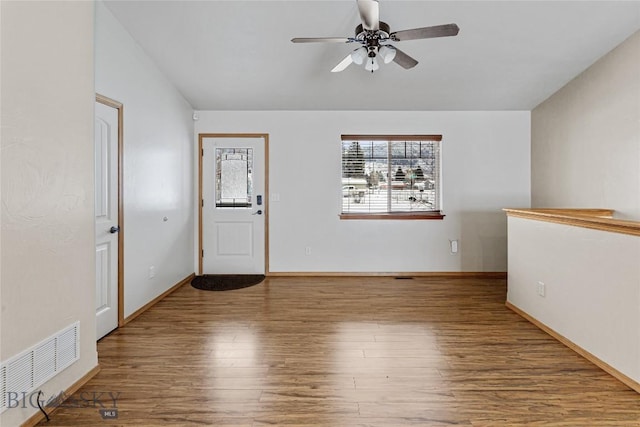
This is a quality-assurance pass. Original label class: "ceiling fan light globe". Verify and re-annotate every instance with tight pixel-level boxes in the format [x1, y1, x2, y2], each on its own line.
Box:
[379, 45, 396, 64]
[351, 47, 367, 65]
[364, 56, 379, 72]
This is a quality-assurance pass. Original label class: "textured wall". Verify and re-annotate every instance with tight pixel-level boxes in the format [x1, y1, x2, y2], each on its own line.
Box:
[1, 2, 98, 425]
[507, 216, 640, 382]
[195, 110, 530, 273]
[95, 2, 195, 317]
[532, 31, 640, 219]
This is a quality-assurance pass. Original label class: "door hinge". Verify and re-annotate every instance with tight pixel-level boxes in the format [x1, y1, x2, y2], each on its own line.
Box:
[201, 249, 204, 257]
[201, 199, 204, 207]
[201, 148, 204, 156]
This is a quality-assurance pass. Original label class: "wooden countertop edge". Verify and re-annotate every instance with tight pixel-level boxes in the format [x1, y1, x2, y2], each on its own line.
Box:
[503, 208, 640, 237]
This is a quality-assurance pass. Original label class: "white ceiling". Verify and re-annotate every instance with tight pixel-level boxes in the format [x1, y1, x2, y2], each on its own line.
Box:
[104, 0, 640, 111]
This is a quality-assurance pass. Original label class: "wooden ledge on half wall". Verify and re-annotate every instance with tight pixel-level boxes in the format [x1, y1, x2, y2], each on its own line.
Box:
[503, 208, 640, 237]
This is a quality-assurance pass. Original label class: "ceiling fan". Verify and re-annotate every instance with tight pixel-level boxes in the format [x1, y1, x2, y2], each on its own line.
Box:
[291, 0, 459, 73]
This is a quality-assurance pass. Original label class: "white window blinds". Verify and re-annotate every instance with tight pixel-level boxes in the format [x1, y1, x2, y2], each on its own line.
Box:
[341, 135, 441, 215]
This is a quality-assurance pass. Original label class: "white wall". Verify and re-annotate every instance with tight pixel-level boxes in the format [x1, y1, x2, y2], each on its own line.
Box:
[532, 31, 640, 220]
[507, 216, 640, 382]
[1, 2, 98, 425]
[95, 2, 195, 317]
[195, 111, 530, 273]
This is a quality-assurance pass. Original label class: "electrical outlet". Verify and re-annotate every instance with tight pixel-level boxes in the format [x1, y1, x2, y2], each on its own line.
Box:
[537, 281, 545, 297]
[450, 239, 459, 254]
[149, 266, 156, 279]
[305, 246, 312, 256]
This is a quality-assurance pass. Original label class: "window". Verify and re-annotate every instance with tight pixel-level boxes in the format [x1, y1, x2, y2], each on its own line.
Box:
[215, 148, 253, 208]
[340, 135, 443, 220]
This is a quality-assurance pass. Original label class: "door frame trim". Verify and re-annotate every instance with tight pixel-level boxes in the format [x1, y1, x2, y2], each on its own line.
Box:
[96, 94, 125, 327]
[198, 133, 270, 276]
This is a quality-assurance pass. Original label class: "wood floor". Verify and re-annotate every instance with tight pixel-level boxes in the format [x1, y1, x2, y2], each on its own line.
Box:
[40, 276, 640, 426]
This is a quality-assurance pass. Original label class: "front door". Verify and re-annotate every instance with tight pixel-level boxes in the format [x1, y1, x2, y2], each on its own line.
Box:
[95, 100, 120, 339]
[200, 135, 267, 275]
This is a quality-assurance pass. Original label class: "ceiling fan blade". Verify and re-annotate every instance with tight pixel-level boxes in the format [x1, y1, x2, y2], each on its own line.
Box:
[331, 53, 354, 72]
[291, 37, 351, 43]
[357, 0, 379, 31]
[390, 23, 460, 42]
[392, 47, 419, 69]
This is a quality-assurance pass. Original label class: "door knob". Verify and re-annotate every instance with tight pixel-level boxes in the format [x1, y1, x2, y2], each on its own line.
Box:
[109, 225, 120, 234]
[252, 210, 263, 215]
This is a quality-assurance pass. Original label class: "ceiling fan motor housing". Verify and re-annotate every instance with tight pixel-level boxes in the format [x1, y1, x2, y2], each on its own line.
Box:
[355, 21, 391, 50]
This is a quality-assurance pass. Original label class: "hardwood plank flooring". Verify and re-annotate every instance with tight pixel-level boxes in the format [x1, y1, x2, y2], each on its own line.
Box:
[39, 277, 640, 426]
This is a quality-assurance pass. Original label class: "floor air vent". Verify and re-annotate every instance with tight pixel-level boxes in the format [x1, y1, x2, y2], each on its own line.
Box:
[0, 322, 79, 413]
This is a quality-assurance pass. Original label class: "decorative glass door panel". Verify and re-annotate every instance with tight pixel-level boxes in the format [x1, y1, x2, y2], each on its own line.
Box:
[215, 148, 253, 208]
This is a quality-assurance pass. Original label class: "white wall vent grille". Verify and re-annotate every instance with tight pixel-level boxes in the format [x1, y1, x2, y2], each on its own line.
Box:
[57, 327, 78, 370]
[6, 354, 33, 401]
[0, 366, 6, 410]
[0, 322, 79, 414]
[34, 340, 56, 385]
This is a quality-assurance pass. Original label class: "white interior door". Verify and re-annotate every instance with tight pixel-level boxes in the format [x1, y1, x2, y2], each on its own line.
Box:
[201, 137, 265, 275]
[95, 101, 119, 339]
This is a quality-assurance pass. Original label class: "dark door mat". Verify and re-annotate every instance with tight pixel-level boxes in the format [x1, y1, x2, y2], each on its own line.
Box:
[191, 274, 265, 291]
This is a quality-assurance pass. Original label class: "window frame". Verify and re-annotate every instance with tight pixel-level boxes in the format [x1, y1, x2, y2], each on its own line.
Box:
[339, 134, 444, 221]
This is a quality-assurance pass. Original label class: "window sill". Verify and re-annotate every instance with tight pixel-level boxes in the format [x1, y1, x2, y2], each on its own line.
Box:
[339, 212, 445, 220]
